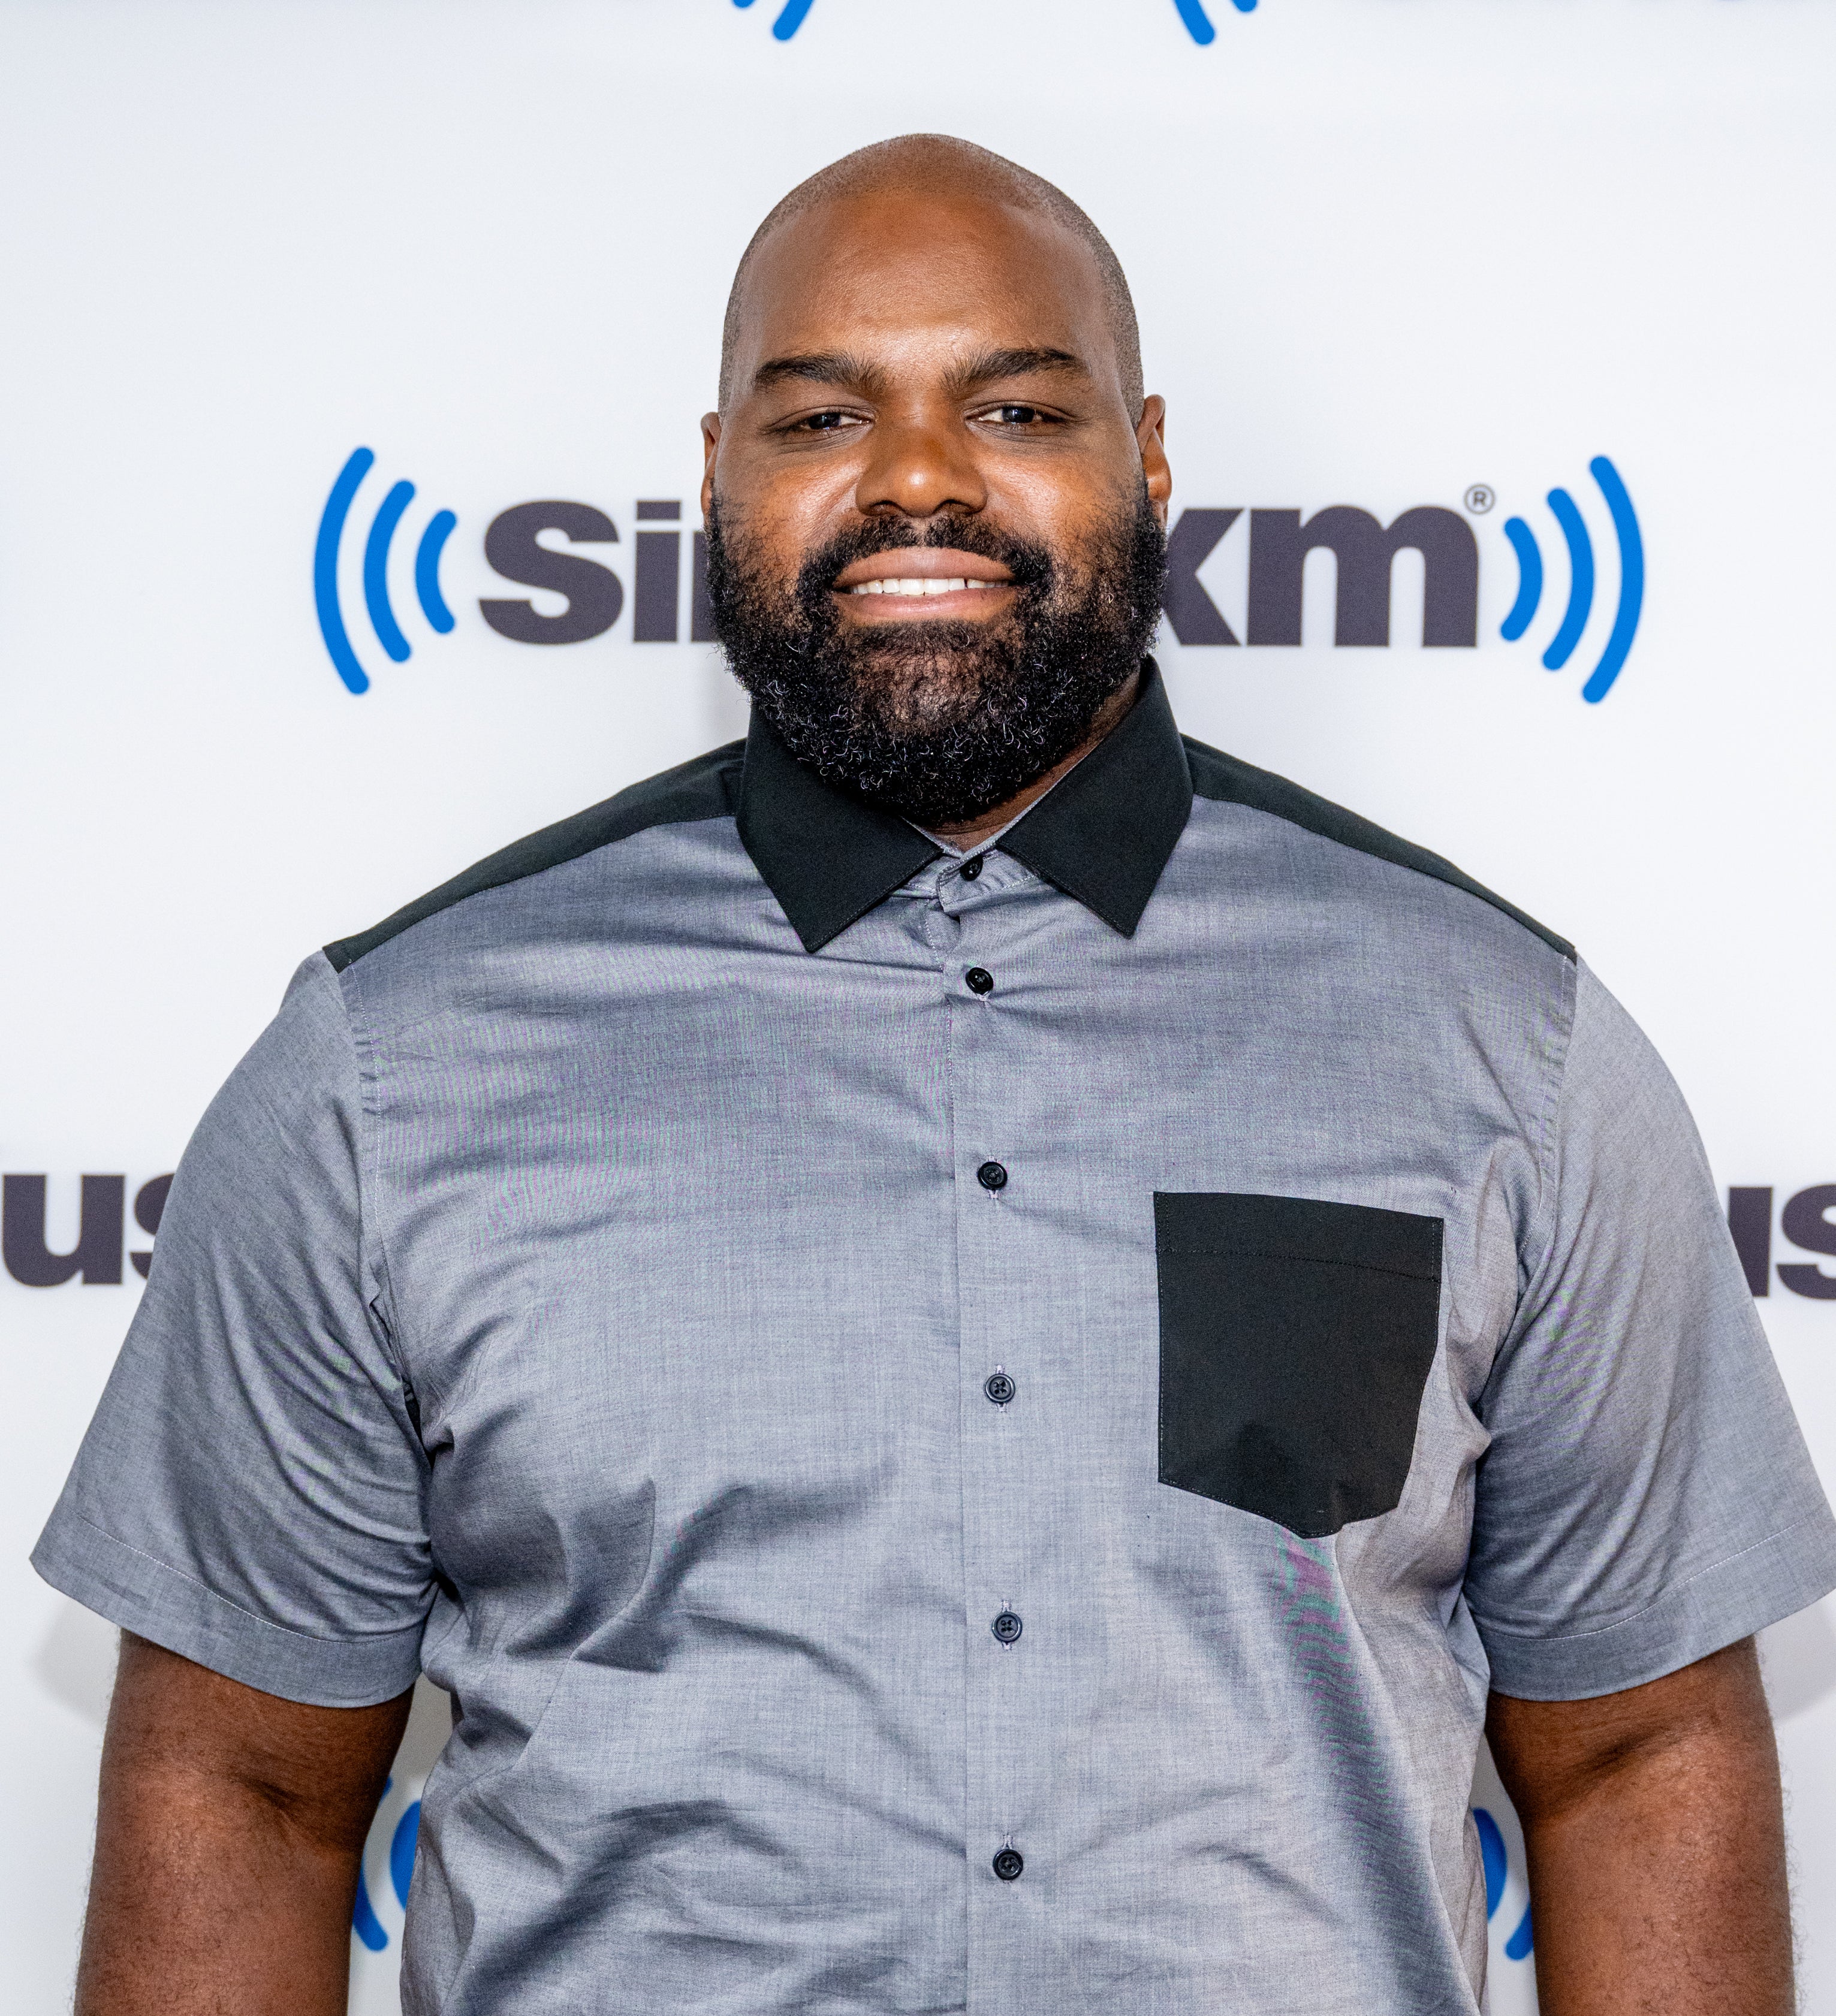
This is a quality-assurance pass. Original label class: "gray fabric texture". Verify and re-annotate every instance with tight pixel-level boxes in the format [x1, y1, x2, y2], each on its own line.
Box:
[35, 682, 1835, 2016]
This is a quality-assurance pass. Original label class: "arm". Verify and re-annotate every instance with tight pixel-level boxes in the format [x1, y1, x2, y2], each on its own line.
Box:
[77, 1632, 412, 2016]
[1486, 1636, 1791, 2016]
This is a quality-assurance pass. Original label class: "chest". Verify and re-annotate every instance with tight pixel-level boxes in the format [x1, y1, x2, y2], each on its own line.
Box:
[366, 906, 1529, 1580]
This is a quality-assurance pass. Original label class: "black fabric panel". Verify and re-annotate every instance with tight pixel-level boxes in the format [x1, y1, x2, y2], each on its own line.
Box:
[1183, 737, 1574, 962]
[1154, 1192, 1443, 1540]
[999, 660, 1193, 939]
[735, 713, 941, 953]
[323, 742, 745, 971]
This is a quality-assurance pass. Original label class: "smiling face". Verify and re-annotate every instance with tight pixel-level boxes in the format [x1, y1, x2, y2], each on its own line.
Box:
[702, 179, 1171, 828]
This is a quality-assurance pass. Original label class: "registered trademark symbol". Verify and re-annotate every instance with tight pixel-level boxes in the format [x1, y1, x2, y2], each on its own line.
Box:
[1464, 484, 1495, 515]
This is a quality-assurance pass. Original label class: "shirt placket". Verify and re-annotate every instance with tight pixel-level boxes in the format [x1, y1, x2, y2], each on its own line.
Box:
[931, 857, 1046, 2008]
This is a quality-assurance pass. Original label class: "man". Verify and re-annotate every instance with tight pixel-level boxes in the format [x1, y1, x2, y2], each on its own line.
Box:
[36, 135, 1836, 2016]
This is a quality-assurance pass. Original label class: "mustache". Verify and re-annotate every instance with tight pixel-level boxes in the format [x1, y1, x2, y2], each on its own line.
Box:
[794, 514, 1055, 606]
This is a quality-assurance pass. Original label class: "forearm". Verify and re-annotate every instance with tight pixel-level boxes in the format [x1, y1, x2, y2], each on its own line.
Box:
[77, 1755, 362, 2015]
[1488, 1640, 1791, 2016]
[1516, 1749, 1790, 2016]
[78, 1635, 410, 2016]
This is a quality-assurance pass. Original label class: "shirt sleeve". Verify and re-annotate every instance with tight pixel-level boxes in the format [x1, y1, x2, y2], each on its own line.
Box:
[31, 953, 432, 1707]
[1465, 959, 1836, 1701]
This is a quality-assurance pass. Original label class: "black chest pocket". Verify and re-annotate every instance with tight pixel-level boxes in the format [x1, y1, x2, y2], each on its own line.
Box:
[1154, 1193, 1443, 1539]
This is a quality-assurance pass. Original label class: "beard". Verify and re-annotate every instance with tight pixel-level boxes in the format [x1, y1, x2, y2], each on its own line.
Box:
[704, 487, 1167, 826]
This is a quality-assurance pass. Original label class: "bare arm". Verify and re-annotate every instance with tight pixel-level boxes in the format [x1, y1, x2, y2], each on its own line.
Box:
[1487, 1636, 1790, 2016]
[77, 1632, 412, 2016]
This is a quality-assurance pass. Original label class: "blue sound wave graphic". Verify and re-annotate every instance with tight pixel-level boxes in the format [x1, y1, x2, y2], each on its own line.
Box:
[731, 0, 1249, 40]
[1171, 0, 1259, 37]
[1506, 1902, 1534, 1962]
[1499, 518, 1542, 644]
[731, 0, 816, 37]
[352, 1866, 388, 1952]
[352, 1780, 422, 1953]
[1498, 456, 1643, 703]
[315, 448, 459, 695]
[1542, 488, 1594, 674]
[1472, 1806, 1534, 1963]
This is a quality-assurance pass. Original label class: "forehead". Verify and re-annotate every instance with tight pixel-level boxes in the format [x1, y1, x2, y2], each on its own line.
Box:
[731, 186, 1116, 388]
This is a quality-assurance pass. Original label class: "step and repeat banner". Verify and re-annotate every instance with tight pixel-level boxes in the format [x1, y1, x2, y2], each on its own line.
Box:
[3, 2, 1833, 2009]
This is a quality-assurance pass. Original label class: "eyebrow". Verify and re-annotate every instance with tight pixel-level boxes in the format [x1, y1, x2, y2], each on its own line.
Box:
[749, 345, 1090, 400]
[943, 347, 1087, 395]
[751, 351, 885, 396]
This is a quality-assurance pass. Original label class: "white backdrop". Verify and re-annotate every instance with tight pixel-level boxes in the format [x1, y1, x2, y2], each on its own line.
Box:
[4, 2, 1834, 2009]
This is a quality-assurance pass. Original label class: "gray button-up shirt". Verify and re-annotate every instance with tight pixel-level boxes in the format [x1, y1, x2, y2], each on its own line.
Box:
[37, 665, 1836, 2014]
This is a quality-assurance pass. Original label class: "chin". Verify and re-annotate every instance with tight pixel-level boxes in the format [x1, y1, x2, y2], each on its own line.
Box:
[842, 612, 1022, 660]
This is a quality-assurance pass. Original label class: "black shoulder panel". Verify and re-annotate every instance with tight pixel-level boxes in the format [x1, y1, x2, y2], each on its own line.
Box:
[324, 740, 745, 973]
[1183, 737, 1574, 961]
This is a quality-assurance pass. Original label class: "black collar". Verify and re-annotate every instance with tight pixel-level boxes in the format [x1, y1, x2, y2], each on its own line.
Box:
[735, 660, 1194, 952]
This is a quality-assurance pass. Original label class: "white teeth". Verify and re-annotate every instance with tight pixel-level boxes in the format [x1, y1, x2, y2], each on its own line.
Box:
[849, 577, 993, 596]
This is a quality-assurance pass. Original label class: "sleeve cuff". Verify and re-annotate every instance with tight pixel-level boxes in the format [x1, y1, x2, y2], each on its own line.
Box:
[1475, 1500, 1836, 1701]
[31, 1512, 425, 1709]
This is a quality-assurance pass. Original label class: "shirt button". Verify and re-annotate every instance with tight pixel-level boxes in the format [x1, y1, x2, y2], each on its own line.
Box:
[964, 967, 994, 995]
[991, 1610, 1023, 1644]
[983, 1371, 1015, 1406]
[976, 1161, 1008, 1193]
[993, 1848, 1024, 1881]
[960, 856, 985, 882]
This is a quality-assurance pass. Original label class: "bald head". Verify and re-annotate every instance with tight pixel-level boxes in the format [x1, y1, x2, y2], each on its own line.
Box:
[719, 134, 1144, 415]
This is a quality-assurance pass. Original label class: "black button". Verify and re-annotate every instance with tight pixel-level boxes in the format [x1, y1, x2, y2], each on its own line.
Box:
[991, 1610, 1023, 1644]
[993, 1848, 1024, 1881]
[984, 1371, 1015, 1406]
[976, 1161, 1008, 1193]
[964, 967, 994, 995]
[960, 856, 984, 882]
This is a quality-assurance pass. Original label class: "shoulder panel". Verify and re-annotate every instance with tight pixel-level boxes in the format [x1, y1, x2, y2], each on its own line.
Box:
[1183, 737, 1573, 961]
[324, 740, 745, 972]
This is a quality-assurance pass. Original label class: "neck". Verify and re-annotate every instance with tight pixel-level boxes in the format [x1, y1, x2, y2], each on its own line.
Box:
[920, 670, 1143, 852]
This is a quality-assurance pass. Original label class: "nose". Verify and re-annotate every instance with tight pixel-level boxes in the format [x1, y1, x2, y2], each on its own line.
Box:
[854, 406, 987, 522]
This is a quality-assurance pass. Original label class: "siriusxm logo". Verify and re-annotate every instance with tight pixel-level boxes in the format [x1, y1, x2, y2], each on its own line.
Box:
[1160, 455, 1644, 702]
[731, 0, 1255, 45]
[1729, 1187, 1836, 1301]
[313, 449, 714, 696]
[313, 446, 1642, 703]
[1, 1173, 169, 1286]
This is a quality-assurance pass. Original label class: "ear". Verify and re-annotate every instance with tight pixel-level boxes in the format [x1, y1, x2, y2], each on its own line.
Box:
[700, 412, 722, 522]
[1136, 396, 1171, 527]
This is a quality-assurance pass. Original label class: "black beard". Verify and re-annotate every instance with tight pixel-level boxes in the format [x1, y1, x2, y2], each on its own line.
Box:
[704, 490, 1168, 826]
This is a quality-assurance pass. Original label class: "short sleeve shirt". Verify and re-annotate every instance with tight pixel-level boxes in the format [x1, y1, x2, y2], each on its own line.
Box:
[35, 664, 1836, 2016]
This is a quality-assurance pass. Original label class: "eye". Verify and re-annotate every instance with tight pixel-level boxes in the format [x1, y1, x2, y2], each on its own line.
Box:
[792, 409, 859, 433]
[988, 403, 1043, 424]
